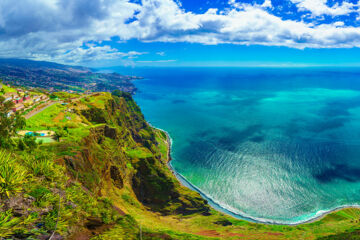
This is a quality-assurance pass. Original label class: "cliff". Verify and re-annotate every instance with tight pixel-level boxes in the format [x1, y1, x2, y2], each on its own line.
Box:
[1, 91, 360, 240]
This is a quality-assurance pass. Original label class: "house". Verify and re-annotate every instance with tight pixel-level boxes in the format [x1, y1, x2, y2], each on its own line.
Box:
[3, 93, 16, 103]
[12, 97, 23, 104]
[4, 97, 13, 102]
[12, 105, 24, 112]
[16, 97, 23, 104]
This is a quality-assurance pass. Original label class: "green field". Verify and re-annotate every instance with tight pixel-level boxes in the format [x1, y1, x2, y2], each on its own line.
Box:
[0, 84, 16, 93]
[25, 103, 64, 131]
[36, 137, 55, 144]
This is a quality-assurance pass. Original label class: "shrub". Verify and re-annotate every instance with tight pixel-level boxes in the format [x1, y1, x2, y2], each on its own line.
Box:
[0, 151, 27, 198]
[22, 152, 57, 180]
[0, 210, 21, 238]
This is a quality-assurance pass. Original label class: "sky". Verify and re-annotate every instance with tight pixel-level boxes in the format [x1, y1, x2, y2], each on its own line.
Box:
[1, 0, 360, 67]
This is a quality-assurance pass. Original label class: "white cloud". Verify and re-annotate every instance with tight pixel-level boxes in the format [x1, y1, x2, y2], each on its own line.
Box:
[124, 0, 360, 49]
[290, 0, 358, 17]
[261, 0, 272, 9]
[156, 51, 166, 56]
[0, 0, 360, 64]
[31, 45, 147, 64]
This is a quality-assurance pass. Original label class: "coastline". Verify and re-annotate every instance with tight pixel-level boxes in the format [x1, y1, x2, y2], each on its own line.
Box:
[153, 125, 360, 226]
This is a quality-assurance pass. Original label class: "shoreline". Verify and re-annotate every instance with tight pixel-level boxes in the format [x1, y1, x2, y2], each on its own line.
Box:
[153, 125, 360, 226]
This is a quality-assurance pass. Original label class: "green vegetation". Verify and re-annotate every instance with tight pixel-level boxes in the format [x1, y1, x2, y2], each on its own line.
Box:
[0, 84, 16, 94]
[25, 103, 63, 130]
[126, 147, 154, 159]
[0, 151, 27, 198]
[81, 92, 112, 109]
[0, 95, 26, 149]
[1, 85, 360, 239]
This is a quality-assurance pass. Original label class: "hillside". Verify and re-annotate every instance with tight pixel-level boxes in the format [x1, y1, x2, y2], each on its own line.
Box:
[0, 59, 138, 93]
[1, 87, 360, 239]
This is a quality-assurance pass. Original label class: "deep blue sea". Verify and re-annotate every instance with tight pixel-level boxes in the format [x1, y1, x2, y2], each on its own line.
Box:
[111, 67, 360, 224]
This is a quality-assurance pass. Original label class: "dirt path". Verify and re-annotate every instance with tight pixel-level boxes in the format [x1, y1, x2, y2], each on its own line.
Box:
[24, 101, 59, 119]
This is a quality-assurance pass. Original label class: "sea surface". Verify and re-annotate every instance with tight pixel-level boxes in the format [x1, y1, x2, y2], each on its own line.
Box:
[113, 67, 360, 224]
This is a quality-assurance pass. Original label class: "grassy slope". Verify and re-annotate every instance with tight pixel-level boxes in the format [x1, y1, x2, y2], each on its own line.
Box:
[0, 84, 17, 94]
[2, 92, 360, 240]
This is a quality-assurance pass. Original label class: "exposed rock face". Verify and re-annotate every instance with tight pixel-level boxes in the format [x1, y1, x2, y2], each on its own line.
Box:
[62, 94, 210, 220]
[104, 126, 117, 140]
[81, 108, 106, 124]
[2, 195, 36, 217]
[110, 166, 123, 189]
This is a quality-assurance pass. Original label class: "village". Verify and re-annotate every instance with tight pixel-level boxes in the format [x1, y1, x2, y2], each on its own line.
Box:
[0, 83, 50, 116]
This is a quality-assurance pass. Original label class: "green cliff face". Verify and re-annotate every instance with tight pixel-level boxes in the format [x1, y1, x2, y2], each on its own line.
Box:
[1, 91, 360, 240]
[69, 93, 209, 216]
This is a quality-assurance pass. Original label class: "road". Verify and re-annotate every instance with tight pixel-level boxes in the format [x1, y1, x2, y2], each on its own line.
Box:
[24, 101, 59, 119]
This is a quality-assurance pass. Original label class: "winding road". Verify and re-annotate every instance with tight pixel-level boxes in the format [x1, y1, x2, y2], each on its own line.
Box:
[24, 101, 60, 119]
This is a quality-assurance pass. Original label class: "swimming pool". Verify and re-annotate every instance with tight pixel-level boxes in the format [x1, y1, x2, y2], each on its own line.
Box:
[25, 132, 45, 137]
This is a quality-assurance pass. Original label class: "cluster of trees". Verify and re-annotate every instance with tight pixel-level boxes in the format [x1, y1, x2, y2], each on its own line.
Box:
[55, 126, 68, 141]
[0, 96, 37, 150]
[112, 90, 132, 101]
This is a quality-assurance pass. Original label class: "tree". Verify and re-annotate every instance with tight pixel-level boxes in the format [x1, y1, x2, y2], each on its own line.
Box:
[22, 135, 37, 151]
[55, 128, 68, 142]
[112, 90, 132, 101]
[0, 96, 26, 149]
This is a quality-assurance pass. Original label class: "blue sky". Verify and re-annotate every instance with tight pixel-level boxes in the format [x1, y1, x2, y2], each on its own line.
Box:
[1, 0, 360, 67]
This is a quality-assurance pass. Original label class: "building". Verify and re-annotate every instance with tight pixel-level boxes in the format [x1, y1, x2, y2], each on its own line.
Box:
[3, 92, 16, 102]
[13, 97, 23, 104]
[12, 105, 24, 112]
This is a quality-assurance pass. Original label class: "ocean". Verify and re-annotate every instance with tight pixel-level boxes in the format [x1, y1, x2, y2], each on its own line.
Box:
[113, 67, 360, 224]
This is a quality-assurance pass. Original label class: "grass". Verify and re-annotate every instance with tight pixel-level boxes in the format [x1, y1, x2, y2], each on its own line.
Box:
[22, 152, 57, 180]
[25, 101, 89, 141]
[0, 147, 124, 238]
[0, 211, 22, 238]
[37, 137, 55, 144]
[0, 151, 27, 198]
[26, 103, 64, 131]
[81, 93, 112, 109]
[52, 91, 80, 99]
[0, 84, 16, 93]
[126, 147, 154, 159]
[156, 135, 168, 159]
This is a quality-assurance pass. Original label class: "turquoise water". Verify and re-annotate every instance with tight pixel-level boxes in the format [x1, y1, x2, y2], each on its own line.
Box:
[127, 67, 360, 224]
[26, 132, 45, 137]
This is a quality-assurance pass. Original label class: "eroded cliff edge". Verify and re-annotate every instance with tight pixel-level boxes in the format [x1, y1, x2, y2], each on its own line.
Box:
[2, 91, 360, 240]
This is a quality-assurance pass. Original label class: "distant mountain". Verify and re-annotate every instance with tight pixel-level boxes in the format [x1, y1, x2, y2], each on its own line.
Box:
[0, 58, 138, 93]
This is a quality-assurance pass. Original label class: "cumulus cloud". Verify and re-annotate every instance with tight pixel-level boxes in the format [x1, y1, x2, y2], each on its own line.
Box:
[0, 0, 139, 62]
[290, 0, 358, 17]
[125, 0, 360, 49]
[0, 0, 360, 64]
[261, 0, 273, 8]
[29, 45, 148, 65]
